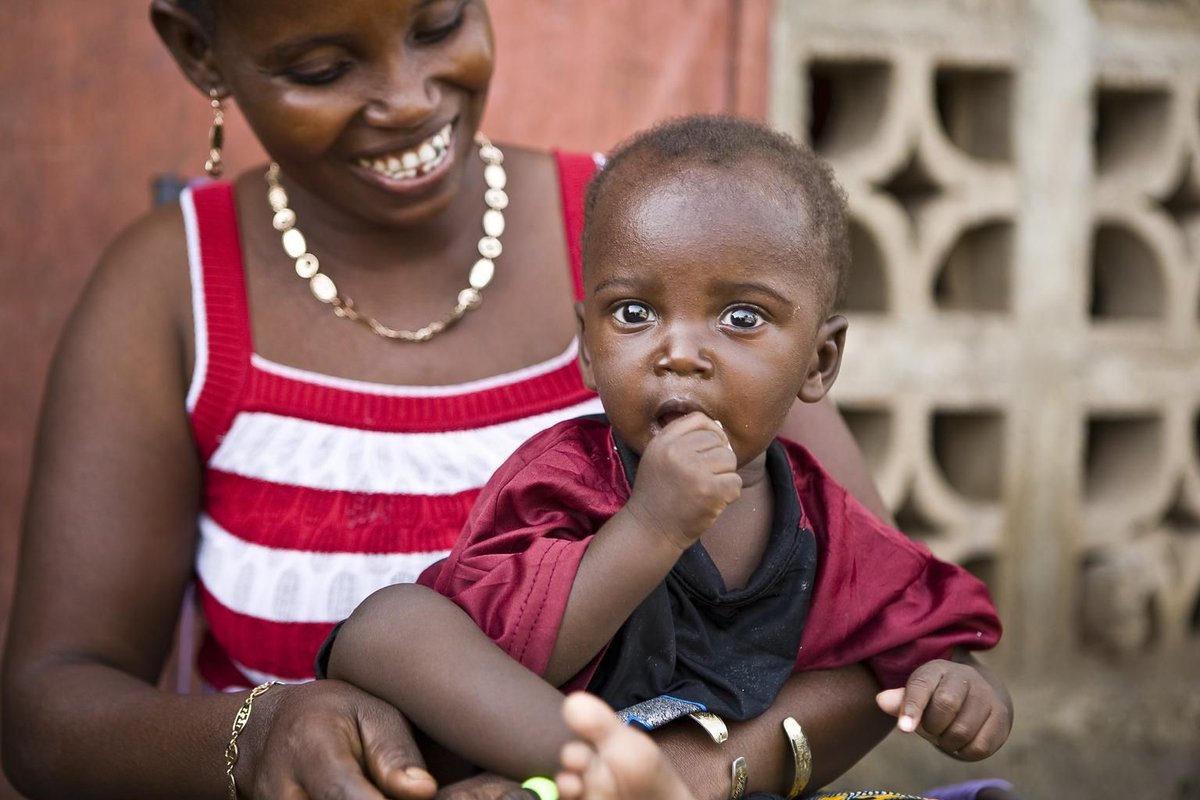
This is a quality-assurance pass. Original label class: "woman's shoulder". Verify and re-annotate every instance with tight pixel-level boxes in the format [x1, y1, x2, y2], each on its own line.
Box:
[79, 193, 196, 358]
[92, 196, 190, 299]
[495, 142, 601, 183]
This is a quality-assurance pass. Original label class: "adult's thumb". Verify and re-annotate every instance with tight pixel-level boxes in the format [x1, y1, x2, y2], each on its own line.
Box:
[359, 704, 438, 799]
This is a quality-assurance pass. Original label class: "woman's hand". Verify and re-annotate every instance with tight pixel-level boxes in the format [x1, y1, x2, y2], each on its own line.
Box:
[243, 680, 438, 800]
[433, 773, 524, 800]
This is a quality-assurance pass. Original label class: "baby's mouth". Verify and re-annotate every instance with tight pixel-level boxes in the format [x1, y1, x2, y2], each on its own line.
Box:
[357, 123, 452, 180]
[653, 399, 705, 432]
[656, 411, 687, 429]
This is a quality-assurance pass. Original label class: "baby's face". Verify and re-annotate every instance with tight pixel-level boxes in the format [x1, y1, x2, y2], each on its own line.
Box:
[578, 164, 844, 467]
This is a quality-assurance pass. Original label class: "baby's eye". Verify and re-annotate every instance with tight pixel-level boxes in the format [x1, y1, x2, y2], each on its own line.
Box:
[612, 302, 656, 326]
[721, 306, 765, 329]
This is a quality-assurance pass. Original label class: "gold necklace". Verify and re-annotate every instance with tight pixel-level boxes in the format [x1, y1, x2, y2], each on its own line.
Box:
[264, 132, 508, 342]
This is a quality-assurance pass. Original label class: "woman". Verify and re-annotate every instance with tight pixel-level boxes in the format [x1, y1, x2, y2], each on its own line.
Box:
[1, 2, 898, 798]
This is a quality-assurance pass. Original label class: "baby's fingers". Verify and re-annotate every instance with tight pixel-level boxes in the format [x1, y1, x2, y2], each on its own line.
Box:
[883, 662, 945, 734]
[950, 705, 1010, 761]
[913, 669, 971, 740]
[928, 692, 991, 757]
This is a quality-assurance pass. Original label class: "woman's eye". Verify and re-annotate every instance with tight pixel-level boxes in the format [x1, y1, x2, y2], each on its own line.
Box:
[613, 302, 655, 325]
[285, 62, 351, 85]
[721, 307, 765, 329]
[414, 10, 465, 43]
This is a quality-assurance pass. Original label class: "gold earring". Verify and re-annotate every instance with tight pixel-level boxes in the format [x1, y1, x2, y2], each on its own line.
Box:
[205, 88, 225, 178]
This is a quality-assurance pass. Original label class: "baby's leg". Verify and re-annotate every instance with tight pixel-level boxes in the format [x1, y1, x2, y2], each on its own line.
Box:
[327, 583, 571, 778]
[556, 692, 695, 800]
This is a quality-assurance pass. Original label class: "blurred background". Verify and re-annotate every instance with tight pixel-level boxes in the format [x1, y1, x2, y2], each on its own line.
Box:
[1, 1, 1198, 797]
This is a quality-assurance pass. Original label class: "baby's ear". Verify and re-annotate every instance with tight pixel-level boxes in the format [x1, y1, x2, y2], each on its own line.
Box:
[798, 315, 848, 403]
[150, 0, 224, 96]
[574, 302, 599, 391]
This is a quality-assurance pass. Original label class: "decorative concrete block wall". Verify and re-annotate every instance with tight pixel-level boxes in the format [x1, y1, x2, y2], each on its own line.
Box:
[770, 0, 1200, 672]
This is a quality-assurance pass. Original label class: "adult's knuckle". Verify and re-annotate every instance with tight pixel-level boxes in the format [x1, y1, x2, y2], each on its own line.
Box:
[314, 777, 358, 800]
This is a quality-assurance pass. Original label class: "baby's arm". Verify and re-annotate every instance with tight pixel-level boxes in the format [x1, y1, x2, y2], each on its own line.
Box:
[875, 649, 1013, 760]
[544, 412, 741, 685]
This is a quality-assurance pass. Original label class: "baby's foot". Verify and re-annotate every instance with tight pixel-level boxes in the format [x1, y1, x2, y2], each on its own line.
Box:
[555, 692, 695, 800]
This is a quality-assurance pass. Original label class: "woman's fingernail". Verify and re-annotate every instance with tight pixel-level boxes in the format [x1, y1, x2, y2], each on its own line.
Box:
[898, 715, 916, 732]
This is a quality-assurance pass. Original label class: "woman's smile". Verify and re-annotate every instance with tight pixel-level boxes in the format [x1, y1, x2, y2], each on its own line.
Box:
[351, 121, 458, 196]
[356, 121, 454, 181]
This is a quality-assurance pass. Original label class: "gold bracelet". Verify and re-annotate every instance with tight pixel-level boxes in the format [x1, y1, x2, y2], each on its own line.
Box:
[781, 716, 812, 799]
[688, 710, 729, 744]
[225, 680, 281, 800]
[729, 755, 748, 800]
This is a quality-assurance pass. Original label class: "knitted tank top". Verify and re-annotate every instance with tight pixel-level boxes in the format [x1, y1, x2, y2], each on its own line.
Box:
[182, 152, 604, 690]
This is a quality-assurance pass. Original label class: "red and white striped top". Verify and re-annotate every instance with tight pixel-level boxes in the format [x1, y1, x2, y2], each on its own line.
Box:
[181, 152, 604, 690]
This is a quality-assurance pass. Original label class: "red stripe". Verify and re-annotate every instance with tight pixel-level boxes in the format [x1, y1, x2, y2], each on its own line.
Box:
[206, 470, 478, 554]
[189, 182, 254, 460]
[198, 583, 335, 682]
[243, 356, 595, 432]
[554, 151, 599, 302]
[197, 635, 254, 691]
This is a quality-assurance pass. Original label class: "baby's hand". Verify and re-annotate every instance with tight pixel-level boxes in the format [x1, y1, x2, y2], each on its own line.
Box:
[875, 659, 1013, 761]
[626, 412, 741, 550]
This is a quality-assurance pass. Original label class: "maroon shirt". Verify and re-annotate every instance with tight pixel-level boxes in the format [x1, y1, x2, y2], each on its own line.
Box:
[420, 416, 1001, 695]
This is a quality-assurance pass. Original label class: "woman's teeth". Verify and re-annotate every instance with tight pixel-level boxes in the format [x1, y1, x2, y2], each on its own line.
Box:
[359, 123, 452, 180]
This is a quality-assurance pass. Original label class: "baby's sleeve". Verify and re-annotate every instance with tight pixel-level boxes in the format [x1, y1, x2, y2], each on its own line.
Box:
[419, 422, 622, 678]
[787, 445, 1002, 688]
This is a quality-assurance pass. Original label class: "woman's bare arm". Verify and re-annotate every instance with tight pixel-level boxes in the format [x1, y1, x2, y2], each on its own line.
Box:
[652, 664, 892, 800]
[1, 209, 427, 800]
[1, 208, 231, 798]
[780, 397, 894, 524]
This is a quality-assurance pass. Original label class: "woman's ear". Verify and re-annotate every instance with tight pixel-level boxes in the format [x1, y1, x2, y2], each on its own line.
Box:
[150, 0, 224, 95]
[574, 301, 598, 391]
[798, 314, 848, 403]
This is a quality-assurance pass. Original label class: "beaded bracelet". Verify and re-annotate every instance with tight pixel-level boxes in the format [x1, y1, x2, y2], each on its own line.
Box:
[225, 680, 281, 800]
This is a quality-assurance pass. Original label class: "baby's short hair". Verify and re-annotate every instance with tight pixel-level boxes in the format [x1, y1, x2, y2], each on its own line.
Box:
[584, 114, 850, 309]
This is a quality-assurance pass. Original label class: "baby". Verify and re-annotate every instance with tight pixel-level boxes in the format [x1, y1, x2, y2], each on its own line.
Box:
[323, 115, 1011, 796]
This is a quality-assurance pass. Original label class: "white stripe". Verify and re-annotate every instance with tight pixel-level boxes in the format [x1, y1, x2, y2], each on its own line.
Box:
[181, 187, 209, 414]
[224, 660, 309, 690]
[250, 337, 581, 397]
[209, 397, 605, 494]
[197, 514, 450, 623]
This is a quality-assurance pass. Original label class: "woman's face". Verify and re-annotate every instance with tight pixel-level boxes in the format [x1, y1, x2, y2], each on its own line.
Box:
[208, 0, 494, 228]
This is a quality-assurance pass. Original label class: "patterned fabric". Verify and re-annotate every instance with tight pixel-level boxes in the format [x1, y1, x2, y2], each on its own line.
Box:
[811, 793, 932, 800]
[182, 152, 604, 690]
